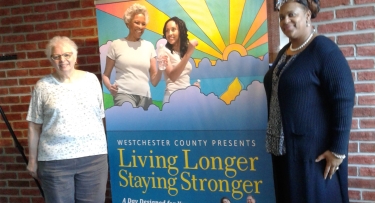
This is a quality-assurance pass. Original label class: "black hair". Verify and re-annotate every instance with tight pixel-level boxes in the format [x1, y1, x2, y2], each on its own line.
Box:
[162, 16, 189, 58]
[295, 0, 320, 18]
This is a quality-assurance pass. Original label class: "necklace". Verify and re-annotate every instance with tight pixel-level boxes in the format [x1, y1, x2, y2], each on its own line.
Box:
[289, 29, 315, 52]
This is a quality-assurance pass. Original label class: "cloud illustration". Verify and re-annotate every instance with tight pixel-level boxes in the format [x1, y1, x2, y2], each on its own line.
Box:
[105, 81, 267, 131]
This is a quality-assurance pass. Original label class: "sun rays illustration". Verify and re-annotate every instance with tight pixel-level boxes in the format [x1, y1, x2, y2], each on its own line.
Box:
[96, 0, 268, 107]
[97, 0, 267, 65]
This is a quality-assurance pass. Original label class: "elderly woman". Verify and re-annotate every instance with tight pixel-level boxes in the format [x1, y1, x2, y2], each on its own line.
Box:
[264, 0, 354, 203]
[26, 36, 108, 203]
[102, 3, 161, 110]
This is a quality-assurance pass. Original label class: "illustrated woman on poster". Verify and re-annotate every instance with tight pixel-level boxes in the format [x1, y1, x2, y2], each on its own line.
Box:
[102, 3, 161, 110]
[160, 16, 199, 103]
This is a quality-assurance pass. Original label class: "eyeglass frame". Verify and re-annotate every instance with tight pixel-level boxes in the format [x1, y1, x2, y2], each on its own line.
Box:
[50, 52, 74, 61]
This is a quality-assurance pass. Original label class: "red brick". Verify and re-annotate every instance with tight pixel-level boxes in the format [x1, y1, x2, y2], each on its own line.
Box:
[0, 26, 12, 34]
[72, 28, 95, 37]
[1, 113, 22, 121]
[71, 8, 94, 19]
[85, 37, 99, 46]
[312, 11, 334, 22]
[337, 33, 375, 45]
[339, 46, 354, 57]
[0, 45, 15, 53]
[17, 52, 27, 60]
[16, 61, 38, 68]
[38, 41, 49, 50]
[8, 180, 30, 187]
[82, 18, 97, 27]
[77, 56, 87, 65]
[349, 142, 358, 152]
[360, 119, 375, 128]
[0, 71, 5, 78]
[337, 7, 375, 18]
[9, 87, 31, 94]
[320, 0, 350, 7]
[352, 119, 358, 129]
[0, 79, 18, 86]
[19, 78, 40, 86]
[6, 69, 29, 77]
[29, 68, 53, 76]
[58, 19, 81, 29]
[1, 16, 23, 25]
[348, 59, 374, 70]
[27, 51, 45, 59]
[0, 188, 19, 195]
[0, 62, 15, 69]
[348, 166, 358, 176]
[20, 95, 31, 103]
[0, 139, 13, 147]
[360, 143, 375, 153]
[24, 14, 46, 23]
[363, 191, 375, 201]
[22, 0, 43, 4]
[78, 64, 100, 73]
[358, 46, 375, 56]
[0, 88, 9, 95]
[16, 43, 37, 51]
[351, 131, 375, 141]
[87, 55, 100, 63]
[0, 8, 11, 16]
[11, 7, 32, 15]
[26, 33, 48, 42]
[35, 22, 58, 31]
[355, 0, 375, 3]
[47, 11, 69, 21]
[57, 1, 81, 10]
[357, 19, 375, 30]
[6, 163, 27, 171]
[39, 59, 52, 67]
[355, 84, 375, 93]
[358, 95, 375, 105]
[8, 197, 30, 203]
[358, 71, 375, 81]
[0, 172, 17, 180]
[3, 35, 25, 43]
[348, 178, 375, 189]
[10, 104, 29, 112]
[13, 24, 34, 33]
[348, 189, 361, 200]
[74, 38, 85, 46]
[48, 30, 72, 39]
[78, 47, 97, 55]
[34, 3, 57, 13]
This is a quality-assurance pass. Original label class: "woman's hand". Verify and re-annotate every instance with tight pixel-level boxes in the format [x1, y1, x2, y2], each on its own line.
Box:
[109, 83, 118, 96]
[315, 150, 344, 179]
[189, 39, 198, 47]
[27, 161, 38, 178]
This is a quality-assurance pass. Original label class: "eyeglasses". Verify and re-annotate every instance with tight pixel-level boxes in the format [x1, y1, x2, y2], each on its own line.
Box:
[50, 52, 73, 60]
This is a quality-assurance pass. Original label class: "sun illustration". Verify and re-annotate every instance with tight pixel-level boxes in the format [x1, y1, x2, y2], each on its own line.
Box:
[97, 0, 268, 107]
[97, 0, 268, 67]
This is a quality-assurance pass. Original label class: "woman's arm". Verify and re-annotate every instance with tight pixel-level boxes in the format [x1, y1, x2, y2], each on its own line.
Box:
[149, 57, 162, 86]
[27, 122, 42, 178]
[102, 57, 118, 96]
[165, 39, 198, 82]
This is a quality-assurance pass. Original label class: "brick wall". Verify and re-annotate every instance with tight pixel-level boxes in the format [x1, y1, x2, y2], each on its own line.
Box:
[0, 1, 106, 203]
[0, 0, 374, 203]
[312, 0, 375, 202]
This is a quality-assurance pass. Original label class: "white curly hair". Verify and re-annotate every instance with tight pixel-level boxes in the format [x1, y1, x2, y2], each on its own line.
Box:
[45, 36, 78, 60]
[123, 3, 149, 25]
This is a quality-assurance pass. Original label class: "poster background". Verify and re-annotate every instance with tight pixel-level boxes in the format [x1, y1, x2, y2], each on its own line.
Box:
[95, 0, 275, 202]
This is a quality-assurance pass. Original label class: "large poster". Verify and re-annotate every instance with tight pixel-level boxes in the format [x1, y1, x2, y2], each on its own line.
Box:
[95, 0, 274, 202]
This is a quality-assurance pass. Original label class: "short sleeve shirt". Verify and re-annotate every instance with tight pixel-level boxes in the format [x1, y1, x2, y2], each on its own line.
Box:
[163, 46, 192, 94]
[107, 38, 156, 97]
[26, 72, 107, 161]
